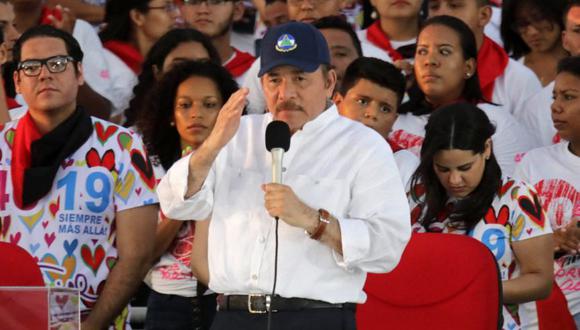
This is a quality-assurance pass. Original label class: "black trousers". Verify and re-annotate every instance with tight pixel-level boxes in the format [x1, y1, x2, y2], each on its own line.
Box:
[145, 290, 217, 330]
[210, 307, 356, 330]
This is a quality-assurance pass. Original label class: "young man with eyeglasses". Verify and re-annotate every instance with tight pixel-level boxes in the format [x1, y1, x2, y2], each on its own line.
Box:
[180, 0, 256, 84]
[9, 0, 121, 121]
[0, 25, 159, 330]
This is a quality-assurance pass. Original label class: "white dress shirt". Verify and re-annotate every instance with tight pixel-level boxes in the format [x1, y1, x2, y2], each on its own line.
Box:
[157, 105, 411, 304]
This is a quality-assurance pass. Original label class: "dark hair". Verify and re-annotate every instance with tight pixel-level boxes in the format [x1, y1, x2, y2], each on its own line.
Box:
[339, 57, 406, 106]
[100, 0, 150, 43]
[410, 102, 501, 232]
[312, 15, 363, 57]
[124, 28, 221, 127]
[400, 15, 485, 115]
[557, 55, 580, 77]
[13, 25, 84, 65]
[265, 0, 286, 4]
[501, 0, 568, 58]
[564, 0, 580, 25]
[137, 61, 239, 170]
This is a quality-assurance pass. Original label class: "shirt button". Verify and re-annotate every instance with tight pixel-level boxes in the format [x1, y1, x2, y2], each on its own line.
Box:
[259, 236, 265, 243]
[252, 274, 258, 280]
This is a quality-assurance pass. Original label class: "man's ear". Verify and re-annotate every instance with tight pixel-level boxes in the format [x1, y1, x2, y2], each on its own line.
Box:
[233, 1, 245, 22]
[76, 62, 85, 86]
[563, 30, 572, 53]
[13, 70, 20, 94]
[324, 68, 337, 98]
[333, 91, 344, 105]
[477, 5, 492, 29]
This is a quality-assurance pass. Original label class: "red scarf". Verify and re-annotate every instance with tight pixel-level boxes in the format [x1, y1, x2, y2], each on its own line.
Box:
[103, 40, 143, 74]
[477, 36, 509, 101]
[39, 6, 63, 26]
[366, 21, 403, 62]
[224, 49, 256, 78]
[6, 97, 20, 109]
[11, 112, 42, 209]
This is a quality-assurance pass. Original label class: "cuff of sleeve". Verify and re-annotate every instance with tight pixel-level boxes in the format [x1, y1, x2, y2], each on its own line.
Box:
[332, 218, 370, 271]
[158, 154, 212, 220]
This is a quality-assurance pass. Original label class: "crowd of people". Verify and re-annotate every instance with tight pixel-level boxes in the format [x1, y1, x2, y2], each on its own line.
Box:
[0, 0, 578, 329]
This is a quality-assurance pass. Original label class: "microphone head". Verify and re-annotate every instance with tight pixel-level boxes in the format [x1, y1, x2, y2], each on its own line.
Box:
[265, 120, 291, 152]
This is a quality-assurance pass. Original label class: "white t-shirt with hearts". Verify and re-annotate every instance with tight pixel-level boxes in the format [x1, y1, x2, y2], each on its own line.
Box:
[410, 177, 553, 329]
[514, 142, 580, 316]
[0, 117, 158, 326]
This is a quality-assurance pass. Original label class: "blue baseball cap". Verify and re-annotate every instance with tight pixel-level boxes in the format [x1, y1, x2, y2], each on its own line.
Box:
[258, 22, 330, 77]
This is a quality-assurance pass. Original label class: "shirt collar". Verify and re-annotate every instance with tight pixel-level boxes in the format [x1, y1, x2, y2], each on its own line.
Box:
[264, 103, 338, 137]
[296, 103, 339, 137]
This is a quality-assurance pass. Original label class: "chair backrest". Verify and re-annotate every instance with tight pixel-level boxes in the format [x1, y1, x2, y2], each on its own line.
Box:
[357, 233, 502, 330]
[0, 242, 44, 286]
[536, 281, 576, 330]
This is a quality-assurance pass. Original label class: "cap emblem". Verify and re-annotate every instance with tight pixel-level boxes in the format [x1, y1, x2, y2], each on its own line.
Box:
[275, 34, 297, 52]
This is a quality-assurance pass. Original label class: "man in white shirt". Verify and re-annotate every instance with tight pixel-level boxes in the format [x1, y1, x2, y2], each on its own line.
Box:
[428, 0, 542, 119]
[158, 21, 411, 329]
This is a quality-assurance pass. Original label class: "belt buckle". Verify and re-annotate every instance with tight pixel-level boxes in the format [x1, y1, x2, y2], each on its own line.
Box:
[248, 294, 268, 314]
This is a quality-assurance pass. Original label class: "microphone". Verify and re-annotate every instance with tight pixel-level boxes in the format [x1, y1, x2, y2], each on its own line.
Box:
[265, 121, 291, 184]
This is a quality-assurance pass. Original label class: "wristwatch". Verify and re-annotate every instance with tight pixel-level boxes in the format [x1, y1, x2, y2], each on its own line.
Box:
[308, 209, 330, 240]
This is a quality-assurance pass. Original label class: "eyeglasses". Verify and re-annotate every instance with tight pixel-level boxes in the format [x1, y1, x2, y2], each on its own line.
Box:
[511, 14, 555, 34]
[182, 0, 234, 6]
[17, 55, 75, 77]
[148, 2, 178, 12]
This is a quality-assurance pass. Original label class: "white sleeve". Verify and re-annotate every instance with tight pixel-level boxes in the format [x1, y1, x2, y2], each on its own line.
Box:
[519, 83, 556, 147]
[157, 154, 215, 221]
[242, 59, 266, 114]
[502, 59, 542, 119]
[480, 103, 535, 176]
[333, 140, 412, 273]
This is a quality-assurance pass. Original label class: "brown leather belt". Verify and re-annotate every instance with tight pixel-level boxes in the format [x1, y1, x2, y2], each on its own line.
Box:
[216, 294, 356, 314]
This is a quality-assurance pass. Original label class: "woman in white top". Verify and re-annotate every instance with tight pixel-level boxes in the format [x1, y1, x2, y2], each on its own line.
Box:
[137, 61, 238, 330]
[514, 56, 580, 328]
[501, 0, 569, 86]
[391, 15, 534, 176]
[409, 102, 553, 330]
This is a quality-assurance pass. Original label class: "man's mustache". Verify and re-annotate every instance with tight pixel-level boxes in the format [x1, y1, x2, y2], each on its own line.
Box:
[276, 101, 304, 112]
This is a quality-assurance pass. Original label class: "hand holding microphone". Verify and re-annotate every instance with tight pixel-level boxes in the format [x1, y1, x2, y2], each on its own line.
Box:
[263, 121, 318, 229]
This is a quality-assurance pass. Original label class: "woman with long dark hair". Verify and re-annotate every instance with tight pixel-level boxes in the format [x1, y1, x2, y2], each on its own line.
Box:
[409, 102, 553, 330]
[390, 15, 535, 175]
[137, 60, 238, 329]
[501, 0, 569, 86]
[124, 28, 220, 127]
